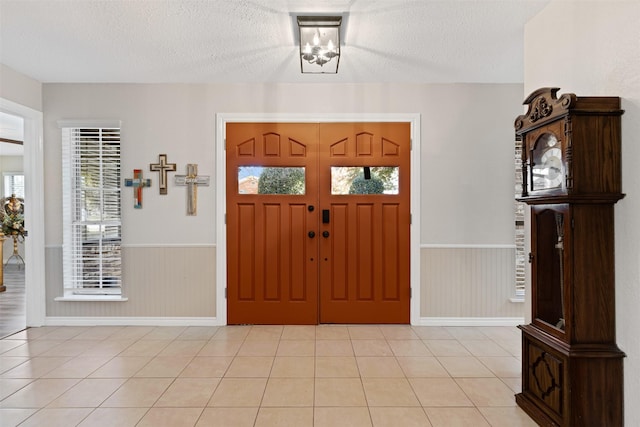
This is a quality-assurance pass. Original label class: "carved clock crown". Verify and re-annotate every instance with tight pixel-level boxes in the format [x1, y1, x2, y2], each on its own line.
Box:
[515, 87, 577, 133]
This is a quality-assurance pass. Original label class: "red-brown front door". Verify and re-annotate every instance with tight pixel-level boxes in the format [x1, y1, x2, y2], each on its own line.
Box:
[226, 123, 319, 324]
[318, 123, 411, 323]
[226, 122, 410, 324]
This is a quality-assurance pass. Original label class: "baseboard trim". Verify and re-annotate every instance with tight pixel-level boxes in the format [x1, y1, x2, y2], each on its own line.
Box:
[416, 317, 524, 327]
[43, 316, 524, 328]
[420, 244, 516, 249]
[45, 316, 223, 327]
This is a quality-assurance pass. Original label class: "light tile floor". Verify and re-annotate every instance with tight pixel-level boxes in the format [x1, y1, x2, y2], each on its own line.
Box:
[0, 325, 537, 426]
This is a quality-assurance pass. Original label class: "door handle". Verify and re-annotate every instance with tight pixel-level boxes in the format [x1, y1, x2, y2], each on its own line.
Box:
[308, 231, 316, 238]
[322, 231, 330, 238]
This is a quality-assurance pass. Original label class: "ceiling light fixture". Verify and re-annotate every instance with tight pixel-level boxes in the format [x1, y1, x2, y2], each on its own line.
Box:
[297, 16, 341, 74]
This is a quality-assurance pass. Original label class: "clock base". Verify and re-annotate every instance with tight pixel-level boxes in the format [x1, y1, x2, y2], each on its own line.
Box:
[516, 392, 559, 427]
[517, 324, 625, 427]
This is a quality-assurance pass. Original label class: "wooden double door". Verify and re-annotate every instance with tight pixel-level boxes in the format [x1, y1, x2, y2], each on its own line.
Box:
[226, 122, 410, 324]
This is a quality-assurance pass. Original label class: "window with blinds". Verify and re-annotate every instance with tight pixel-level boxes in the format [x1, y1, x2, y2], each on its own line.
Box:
[515, 137, 526, 299]
[61, 126, 122, 296]
[3, 173, 25, 199]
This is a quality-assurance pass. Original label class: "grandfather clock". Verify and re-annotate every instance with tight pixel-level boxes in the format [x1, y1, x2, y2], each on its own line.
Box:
[515, 87, 625, 426]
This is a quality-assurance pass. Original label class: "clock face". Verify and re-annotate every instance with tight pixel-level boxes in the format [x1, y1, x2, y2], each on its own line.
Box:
[531, 133, 563, 191]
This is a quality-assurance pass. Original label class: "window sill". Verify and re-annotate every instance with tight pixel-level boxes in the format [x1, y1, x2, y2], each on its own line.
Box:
[509, 297, 525, 303]
[55, 295, 128, 302]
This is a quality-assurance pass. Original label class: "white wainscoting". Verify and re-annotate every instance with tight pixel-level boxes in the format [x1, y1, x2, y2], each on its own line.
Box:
[45, 245, 217, 320]
[45, 316, 219, 326]
[43, 244, 522, 326]
[419, 245, 524, 325]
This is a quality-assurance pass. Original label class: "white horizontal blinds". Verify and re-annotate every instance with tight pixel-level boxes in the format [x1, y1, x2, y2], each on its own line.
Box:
[3, 174, 25, 198]
[62, 127, 122, 295]
[514, 138, 526, 298]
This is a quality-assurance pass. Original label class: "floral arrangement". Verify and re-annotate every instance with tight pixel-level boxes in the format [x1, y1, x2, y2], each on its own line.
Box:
[1, 195, 27, 242]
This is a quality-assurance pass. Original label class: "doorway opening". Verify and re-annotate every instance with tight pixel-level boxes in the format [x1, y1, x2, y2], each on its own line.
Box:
[216, 115, 421, 325]
[0, 97, 46, 332]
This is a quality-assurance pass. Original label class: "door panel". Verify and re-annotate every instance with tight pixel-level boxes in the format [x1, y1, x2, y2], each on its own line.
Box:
[226, 122, 410, 324]
[226, 123, 319, 324]
[318, 123, 410, 324]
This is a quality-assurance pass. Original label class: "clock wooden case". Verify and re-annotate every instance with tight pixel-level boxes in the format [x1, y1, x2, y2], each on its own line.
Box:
[515, 88, 625, 427]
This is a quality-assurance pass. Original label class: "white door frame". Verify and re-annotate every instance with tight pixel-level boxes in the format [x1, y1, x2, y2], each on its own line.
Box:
[0, 97, 46, 327]
[215, 113, 421, 325]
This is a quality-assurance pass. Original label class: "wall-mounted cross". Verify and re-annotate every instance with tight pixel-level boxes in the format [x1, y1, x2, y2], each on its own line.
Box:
[149, 154, 176, 195]
[175, 164, 210, 216]
[124, 169, 151, 209]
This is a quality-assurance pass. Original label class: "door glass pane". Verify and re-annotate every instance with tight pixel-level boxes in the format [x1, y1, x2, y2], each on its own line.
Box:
[238, 166, 305, 195]
[331, 166, 399, 195]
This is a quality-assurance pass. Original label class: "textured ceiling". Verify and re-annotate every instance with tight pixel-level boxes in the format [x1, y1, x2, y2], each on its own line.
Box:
[0, 0, 549, 84]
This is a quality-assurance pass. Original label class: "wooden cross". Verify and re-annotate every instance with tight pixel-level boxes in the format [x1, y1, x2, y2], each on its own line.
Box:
[175, 164, 210, 216]
[149, 154, 176, 195]
[124, 169, 151, 209]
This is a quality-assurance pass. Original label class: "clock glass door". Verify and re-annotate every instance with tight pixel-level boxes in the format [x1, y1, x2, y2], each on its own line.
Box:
[525, 118, 565, 194]
[531, 205, 567, 333]
[530, 132, 563, 191]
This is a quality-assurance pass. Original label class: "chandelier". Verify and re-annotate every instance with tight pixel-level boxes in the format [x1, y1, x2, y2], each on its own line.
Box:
[297, 16, 342, 74]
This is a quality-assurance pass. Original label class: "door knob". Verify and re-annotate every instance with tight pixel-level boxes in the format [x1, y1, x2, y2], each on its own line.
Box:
[308, 231, 316, 238]
[322, 231, 330, 238]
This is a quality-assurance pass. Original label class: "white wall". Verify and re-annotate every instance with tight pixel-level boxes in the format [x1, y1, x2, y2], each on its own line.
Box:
[525, 1, 640, 425]
[42, 82, 524, 320]
[43, 83, 521, 246]
[43, 84, 216, 246]
[0, 64, 42, 111]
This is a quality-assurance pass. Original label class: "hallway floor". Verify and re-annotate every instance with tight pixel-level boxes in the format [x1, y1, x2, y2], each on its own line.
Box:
[0, 324, 535, 426]
[0, 264, 26, 339]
